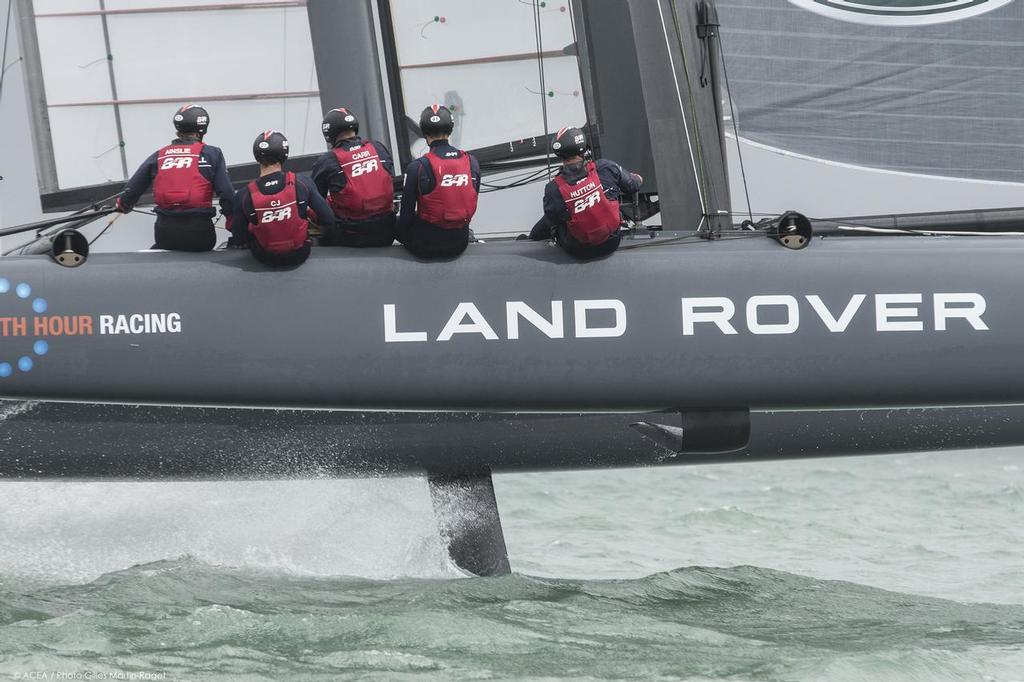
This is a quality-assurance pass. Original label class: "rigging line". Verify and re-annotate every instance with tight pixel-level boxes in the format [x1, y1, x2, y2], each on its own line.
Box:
[716, 30, 753, 224]
[488, 172, 550, 188]
[300, 61, 315, 154]
[488, 162, 554, 179]
[2, 56, 21, 75]
[532, 0, 553, 180]
[88, 212, 121, 246]
[282, 4, 288, 131]
[480, 170, 551, 192]
[97, 0, 129, 180]
[669, 0, 710, 229]
[0, 0, 12, 104]
[480, 177, 549, 193]
[480, 164, 546, 181]
[621, 229, 768, 250]
[655, 0, 707, 218]
[481, 170, 549, 189]
[566, 0, 595, 144]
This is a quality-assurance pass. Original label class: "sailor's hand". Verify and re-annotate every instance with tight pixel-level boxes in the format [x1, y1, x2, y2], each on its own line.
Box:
[529, 217, 553, 241]
[632, 173, 644, 186]
[114, 197, 131, 214]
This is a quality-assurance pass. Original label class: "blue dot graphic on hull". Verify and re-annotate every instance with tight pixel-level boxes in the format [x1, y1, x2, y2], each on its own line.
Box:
[1, 280, 51, 376]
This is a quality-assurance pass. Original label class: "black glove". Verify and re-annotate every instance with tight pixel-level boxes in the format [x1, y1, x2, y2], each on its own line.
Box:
[529, 217, 553, 241]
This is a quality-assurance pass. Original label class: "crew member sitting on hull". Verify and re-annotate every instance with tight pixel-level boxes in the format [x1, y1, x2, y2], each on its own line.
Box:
[115, 104, 235, 252]
[397, 104, 481, 259]
[229, 131, 335, 268]
[530, 126, 642, 260]
[311, 107, 397, 247]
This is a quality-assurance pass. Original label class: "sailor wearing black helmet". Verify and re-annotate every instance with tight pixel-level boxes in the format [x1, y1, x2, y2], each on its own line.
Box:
[115, 104, 235, 252]
[229, 131, 335, 267]
[397, 104, 481, 259]
[310, 107, 397, 247]
[530, 126, 642, 259]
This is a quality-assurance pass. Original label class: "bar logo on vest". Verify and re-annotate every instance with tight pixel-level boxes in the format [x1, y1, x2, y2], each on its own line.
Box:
[786, 0, 1015, 25]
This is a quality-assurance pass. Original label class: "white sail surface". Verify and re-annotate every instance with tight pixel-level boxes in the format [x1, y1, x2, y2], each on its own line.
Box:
[26, 0, 321, 191]
[385, 0, 584, 157]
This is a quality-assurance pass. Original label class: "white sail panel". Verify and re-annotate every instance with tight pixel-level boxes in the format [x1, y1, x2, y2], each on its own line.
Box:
[387, 0, 585, 154]
[29, 0, 321, 191]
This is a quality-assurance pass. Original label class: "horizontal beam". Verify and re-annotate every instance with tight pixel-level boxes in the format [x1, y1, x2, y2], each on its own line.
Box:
[402, 49, 570, 71]
[49, 90, 319, 108]
[35, 1, 306, 19]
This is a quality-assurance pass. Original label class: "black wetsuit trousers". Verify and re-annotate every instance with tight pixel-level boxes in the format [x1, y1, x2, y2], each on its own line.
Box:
[530, 215, 622, 260]
[320, 212, 396, 248]
[153, 214, 217, 252]
[557, 228, 621, 260]
[397, 217, 469, 259]
[249, 240, 312, 267]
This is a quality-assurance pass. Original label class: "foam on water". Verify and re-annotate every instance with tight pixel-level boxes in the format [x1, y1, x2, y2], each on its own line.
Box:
[0, 479, 461, 585]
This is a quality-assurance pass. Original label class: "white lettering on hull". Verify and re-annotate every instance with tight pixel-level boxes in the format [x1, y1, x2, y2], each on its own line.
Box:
[383, 293, 988, 343]
[98, 313, 181, 335]
[384, 300, 627, 343]
[681, 294, 987, 335]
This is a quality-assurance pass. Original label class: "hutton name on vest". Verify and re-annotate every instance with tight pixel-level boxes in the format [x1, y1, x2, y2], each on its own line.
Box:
[569, 182, 598, 199]
[383, 293, 987, 343]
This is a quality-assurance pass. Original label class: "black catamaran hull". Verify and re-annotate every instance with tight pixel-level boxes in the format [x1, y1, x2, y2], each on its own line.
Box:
[0, 236, 1022, 477]
[0, 239, 1021, 411]
[1, 401, 1023, 479]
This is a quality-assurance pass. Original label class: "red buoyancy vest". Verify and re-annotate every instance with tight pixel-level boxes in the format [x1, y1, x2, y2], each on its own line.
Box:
[247, 173, 309, 254]
[328, 143, 395, 220]
[554, 161, 621, 245]
[152, 142, 214, 210]
[416, 150, 478, 230]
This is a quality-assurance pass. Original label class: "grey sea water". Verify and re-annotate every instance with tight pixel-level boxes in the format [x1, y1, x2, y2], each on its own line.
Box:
[1, 449, 1022, 681]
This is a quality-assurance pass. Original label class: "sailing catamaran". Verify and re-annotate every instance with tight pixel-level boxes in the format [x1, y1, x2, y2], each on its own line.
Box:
[1, 0, 1023, 576]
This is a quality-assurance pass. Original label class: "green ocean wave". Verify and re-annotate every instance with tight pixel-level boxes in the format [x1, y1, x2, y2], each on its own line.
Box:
[1, 559, 1022, 681]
